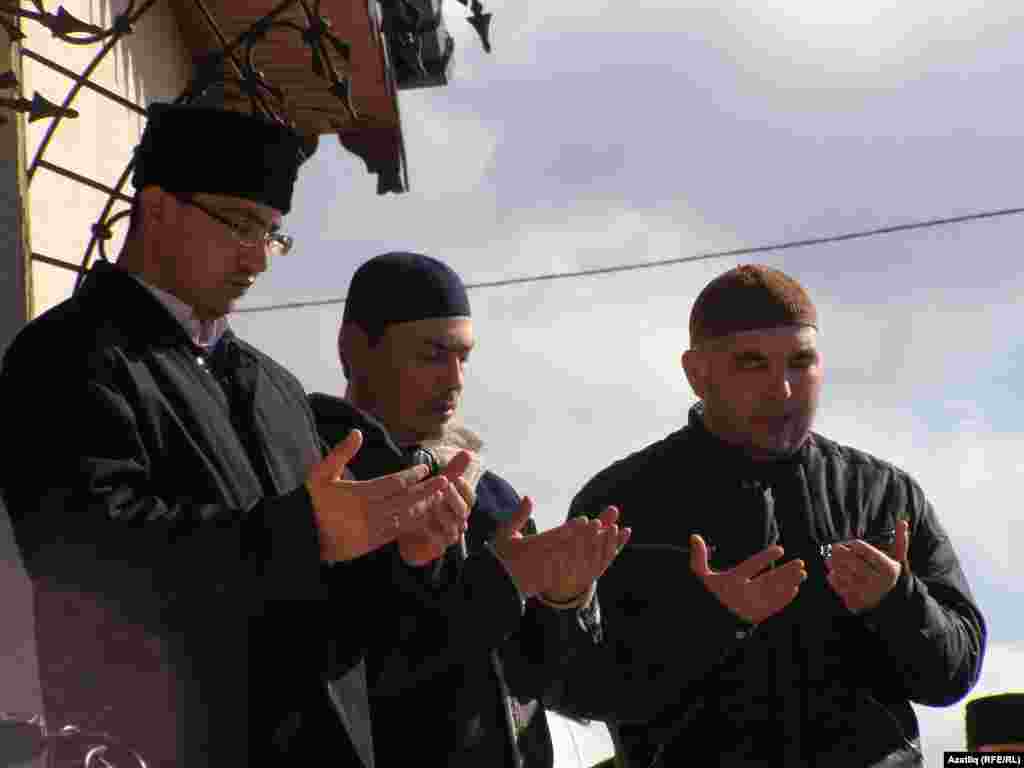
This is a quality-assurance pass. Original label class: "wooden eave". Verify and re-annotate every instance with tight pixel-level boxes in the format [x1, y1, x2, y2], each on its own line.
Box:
[167, 0, 406, 191]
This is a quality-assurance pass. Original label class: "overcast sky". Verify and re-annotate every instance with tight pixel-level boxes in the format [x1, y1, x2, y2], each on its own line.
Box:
[231, 0, 1023, 761]
[2, 1, 1022, 764]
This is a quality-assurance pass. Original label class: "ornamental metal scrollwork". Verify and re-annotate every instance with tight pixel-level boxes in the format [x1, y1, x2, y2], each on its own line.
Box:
[0, 711, 149, 768]
[0, 0, 144, 45]
[4, 0, 491, 293]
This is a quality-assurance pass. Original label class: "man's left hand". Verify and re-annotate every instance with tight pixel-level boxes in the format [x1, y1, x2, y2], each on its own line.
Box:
[540, 506, 628, 604]
[398, 451, 474, 566]
[826, 520, 909, 614]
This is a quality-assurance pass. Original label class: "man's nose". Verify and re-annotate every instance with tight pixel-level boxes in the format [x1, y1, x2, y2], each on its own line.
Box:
[444, 354, 464, 390]
[771, 368, 794, 400]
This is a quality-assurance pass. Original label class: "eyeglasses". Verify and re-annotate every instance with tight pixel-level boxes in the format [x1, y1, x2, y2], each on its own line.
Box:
[176, 194, 294, 257]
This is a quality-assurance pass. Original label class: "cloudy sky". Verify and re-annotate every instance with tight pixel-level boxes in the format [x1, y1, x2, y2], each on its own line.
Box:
[2, 0, 1022, 764]
[232, 0, 1024, 761]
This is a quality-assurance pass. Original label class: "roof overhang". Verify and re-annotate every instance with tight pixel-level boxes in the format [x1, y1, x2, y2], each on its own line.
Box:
[168, 0, 408, 192]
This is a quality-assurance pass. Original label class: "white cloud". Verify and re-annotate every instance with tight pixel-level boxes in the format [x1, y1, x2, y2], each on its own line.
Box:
[401, 89, 502, 201]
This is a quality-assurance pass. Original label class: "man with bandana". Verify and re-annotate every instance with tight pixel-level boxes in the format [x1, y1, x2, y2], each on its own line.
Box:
[309, 251, 630, 768]
[566, 264, 986, 767]
[0, 106, 463, 768]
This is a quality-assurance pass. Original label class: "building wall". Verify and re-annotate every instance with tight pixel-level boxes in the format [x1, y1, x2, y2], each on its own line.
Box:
[21, 0, 191, 317]
[1, 0, 190, 728]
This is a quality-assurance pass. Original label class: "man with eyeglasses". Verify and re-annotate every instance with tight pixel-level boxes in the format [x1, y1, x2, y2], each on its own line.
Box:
[0, 103, 463, 768]
[564, 265, 986, 767]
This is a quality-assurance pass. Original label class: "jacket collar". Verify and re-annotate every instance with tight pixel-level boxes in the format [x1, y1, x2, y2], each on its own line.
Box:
[687, 401, 814, 480]
[126, 273, 229, 350]
[79, 261, 201, 350]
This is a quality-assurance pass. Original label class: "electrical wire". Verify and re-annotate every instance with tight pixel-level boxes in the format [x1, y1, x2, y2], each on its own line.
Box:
[234, 204, 1024, 314]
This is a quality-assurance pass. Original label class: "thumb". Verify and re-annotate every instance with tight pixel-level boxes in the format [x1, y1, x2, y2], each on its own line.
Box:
[689, 533, 711, 577]
[441, 450, 472, 481]
[317, 429, 363, 484]
[895, 519, 910, 564]
[496, 496, 533, 540]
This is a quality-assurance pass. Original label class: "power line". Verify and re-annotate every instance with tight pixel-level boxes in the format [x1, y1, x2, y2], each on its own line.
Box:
[234, 204, 1024, 314]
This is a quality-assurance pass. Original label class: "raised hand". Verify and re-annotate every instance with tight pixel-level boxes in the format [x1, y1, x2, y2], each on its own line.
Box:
[540, 506, 630, 603]
[306, 430, 451, 563]
[491, 502, 631, 601]
[397, 451, 474, 566]
[689, 534, 806, 625]
[826, 519, 909, 614]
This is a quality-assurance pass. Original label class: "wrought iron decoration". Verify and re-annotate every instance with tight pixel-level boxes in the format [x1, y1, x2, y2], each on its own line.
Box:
[0, 0, 375, 292]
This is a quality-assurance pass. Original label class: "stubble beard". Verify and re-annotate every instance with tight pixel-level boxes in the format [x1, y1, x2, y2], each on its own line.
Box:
[703, 391, 815, 460]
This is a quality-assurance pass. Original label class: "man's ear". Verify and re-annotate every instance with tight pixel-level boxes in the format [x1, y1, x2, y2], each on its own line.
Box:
[136, 185, 168, 230]
[681, 349, 709, 399]
[339, 322, 368, 380]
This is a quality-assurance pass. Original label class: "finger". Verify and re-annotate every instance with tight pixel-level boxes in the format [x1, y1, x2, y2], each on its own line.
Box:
[766, 582, 802, 615]
[827, 567, 855, 596]
[441, 450, 472, 481]
[730, 543, 786, 581]
[442, 482, 469, 526]
[828, 554, 875, 590]
[452, 476, 474, 512]
[826, 569, 861, 612]
[575, 519, 605, 579]
[597, 524, 622, 575]
[496, 496, 533, 540]
[527, 516, 589, 549]
[379, 475, 449, 525]
[394, 483, 451, 533]
[317, 430, 363, 484]
[753, 558, 806, 590]
[689, 534, 711, 577]
[368, 486, 447, 550]
[619, 527, 632, 550]
[559, 523, 591, 589]
[844, 540, 891, 574]
[358, 463, 433, 500]
[597, 505, 620, 527]
[895, 519, 910, 564]
[432, 516, 461, 544]
[424, 500, 457, 542]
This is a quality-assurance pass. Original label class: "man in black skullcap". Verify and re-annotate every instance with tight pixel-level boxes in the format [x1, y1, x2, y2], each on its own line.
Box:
[309, 251, 631, 768]
[0, 105, 463, 768]
[967, 693, 1024, 752]
[566, 264, 986, 766]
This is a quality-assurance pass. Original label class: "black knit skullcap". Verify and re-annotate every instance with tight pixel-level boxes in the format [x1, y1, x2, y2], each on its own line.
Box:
[132, 103, 303, 213]
[690, 264, 818, 347]
[966, 693, 1024, 748]
[343, 252, 471, 334]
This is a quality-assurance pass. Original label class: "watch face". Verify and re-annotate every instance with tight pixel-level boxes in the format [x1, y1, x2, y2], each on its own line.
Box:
[406, 446, 439, 475]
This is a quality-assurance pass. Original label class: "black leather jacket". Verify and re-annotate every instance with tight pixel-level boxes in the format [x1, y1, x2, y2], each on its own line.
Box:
[567, 403, 986, 768]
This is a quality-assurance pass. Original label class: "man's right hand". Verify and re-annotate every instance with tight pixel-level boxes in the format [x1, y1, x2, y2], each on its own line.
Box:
[689, 534, 806, 625]
[307, 430, 451, 563]
[491, 500, 630, 600]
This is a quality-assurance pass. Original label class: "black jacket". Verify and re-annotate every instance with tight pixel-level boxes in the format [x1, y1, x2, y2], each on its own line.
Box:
[310, 393, 597, 768]
[566, 403, 986, 768]
[0, 263, 372, 768]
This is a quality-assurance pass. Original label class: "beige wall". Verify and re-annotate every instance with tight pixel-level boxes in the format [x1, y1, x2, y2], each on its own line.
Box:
[20, 0, 191, 317]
